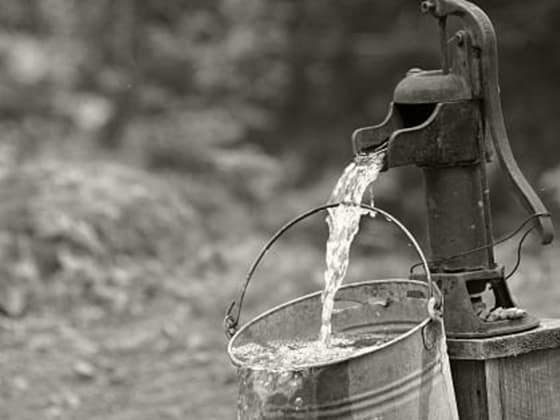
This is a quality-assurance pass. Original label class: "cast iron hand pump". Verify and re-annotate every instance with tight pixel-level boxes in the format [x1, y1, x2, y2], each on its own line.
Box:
[352, 0, 554, 337]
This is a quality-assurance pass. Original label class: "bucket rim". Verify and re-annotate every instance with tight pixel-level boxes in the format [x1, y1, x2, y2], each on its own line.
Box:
[227, 278, 441, 371]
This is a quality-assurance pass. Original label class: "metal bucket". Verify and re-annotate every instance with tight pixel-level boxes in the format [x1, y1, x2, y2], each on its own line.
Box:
[225, 203, 458, 420]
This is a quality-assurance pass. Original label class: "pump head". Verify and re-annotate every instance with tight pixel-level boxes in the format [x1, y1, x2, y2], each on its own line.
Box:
[352, 0, 554, 338]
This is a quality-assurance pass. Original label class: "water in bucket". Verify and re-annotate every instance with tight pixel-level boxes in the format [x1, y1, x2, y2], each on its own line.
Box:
[234, 331, 395, 370]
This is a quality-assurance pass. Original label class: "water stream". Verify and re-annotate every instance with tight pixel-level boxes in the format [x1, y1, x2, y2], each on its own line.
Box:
[233, 151, 386, 372]
[320, 151, 385, 345]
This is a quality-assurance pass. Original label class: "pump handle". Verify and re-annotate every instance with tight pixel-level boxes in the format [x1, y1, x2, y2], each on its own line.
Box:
[423, 0, 554, 245]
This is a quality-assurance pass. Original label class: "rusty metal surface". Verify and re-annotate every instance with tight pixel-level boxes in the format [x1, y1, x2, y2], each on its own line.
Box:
[423, 165, 491, 271]
[389, 102, 480, 167]
[413, 270, 540, 338]
[230, 280, 458, 420]
[351, 103, 402, 156]
[393, 71, 471, 104]
[393, 20, 478, 105]
[353, 101, 481, 168]
[421, 0, 554, 244]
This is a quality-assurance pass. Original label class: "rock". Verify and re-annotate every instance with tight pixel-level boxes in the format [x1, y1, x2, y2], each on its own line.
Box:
[513, 308, 527, 318]
[478, 308, 491, 321]
[484, 306, 528, 322]
[503, 307, 527, 320]
[486, 307, 504, 322]
[73, 360, 96, 380]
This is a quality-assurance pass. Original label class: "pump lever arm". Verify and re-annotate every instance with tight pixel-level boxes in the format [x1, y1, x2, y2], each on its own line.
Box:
[423, 0, 554, 245]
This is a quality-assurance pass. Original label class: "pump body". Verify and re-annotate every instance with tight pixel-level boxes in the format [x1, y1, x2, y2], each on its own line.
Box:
[352, 0, 553, 338]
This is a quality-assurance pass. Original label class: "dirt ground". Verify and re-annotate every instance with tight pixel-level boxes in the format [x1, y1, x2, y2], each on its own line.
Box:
[0, 297, 237, 420]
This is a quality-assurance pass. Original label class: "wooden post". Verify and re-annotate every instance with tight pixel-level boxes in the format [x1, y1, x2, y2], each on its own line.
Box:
[447, 319, 560, 420]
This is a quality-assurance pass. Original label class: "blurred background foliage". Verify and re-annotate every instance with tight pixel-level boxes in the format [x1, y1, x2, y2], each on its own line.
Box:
[0, 0, 558, 315]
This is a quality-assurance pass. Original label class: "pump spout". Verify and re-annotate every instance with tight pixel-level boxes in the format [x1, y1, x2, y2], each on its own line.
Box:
[352, 103, 400, 159]
[353, 102, 480, 169]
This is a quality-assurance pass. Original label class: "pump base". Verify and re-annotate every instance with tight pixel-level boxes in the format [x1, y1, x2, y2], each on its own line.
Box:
[447, 318, 560, 420]
[412, 270, 541, 338]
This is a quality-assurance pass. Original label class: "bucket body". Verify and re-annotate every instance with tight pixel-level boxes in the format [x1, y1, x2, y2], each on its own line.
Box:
[228, 280, 458, 420]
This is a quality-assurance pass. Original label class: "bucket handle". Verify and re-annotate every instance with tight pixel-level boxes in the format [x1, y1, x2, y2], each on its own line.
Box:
[224, 202, 440, 338]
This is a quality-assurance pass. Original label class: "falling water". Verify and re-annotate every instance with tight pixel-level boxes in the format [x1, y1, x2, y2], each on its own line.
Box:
[232, 151, 386, 372]
[320, 151, 386, 345]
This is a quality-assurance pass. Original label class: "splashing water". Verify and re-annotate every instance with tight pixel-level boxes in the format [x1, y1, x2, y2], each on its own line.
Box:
[320, 151, 386, 345]
[234, 332, 394, 370]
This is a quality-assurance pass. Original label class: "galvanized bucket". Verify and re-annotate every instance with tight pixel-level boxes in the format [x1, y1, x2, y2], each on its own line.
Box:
[225, 203, 458, 420]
